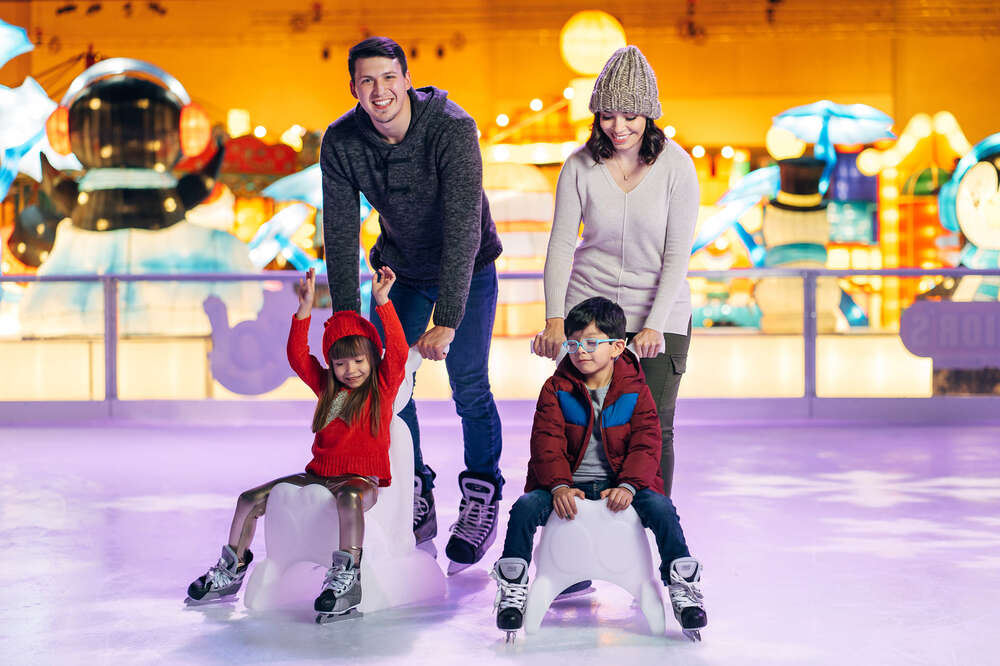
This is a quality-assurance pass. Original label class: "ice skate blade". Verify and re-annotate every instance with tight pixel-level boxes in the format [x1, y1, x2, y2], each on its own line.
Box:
[316, 609, 362, 624]
[682, 629, 702, 642]
[554, 585, 596, 601]
[505, 631, 517, 644]
[447, 561, 473, 576]
[184, 594, 237, 606]
[417, 540, 437, 558]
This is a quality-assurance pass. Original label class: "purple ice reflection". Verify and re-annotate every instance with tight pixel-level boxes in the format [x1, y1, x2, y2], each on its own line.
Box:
[1, 405, 999, 665]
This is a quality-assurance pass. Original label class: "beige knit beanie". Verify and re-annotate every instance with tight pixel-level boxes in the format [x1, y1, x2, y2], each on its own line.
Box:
[588, 45, 661, 119]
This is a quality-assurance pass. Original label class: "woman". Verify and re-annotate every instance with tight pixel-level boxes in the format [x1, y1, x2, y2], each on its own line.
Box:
[534, 45, 699, 496]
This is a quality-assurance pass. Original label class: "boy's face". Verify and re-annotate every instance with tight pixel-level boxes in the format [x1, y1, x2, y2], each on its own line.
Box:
[566, 322, 625, 377]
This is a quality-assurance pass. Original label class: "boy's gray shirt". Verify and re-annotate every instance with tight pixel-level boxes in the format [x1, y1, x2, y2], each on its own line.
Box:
[573, 383, 613, 483]
[321, 86, 502, 328]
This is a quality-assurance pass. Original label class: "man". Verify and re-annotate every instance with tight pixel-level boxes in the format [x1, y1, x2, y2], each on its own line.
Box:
[321, 37, 504, 575]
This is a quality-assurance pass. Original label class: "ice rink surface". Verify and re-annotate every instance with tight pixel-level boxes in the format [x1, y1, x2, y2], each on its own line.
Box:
[2, 403, 999, 665]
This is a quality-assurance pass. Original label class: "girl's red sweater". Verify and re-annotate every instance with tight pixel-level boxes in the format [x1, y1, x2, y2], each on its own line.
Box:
[286, 302, 407, 486]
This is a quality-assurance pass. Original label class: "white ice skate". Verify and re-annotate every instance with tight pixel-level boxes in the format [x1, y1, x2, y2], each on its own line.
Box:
[491, 557, 529, 643]
[668, 557, 707, 642]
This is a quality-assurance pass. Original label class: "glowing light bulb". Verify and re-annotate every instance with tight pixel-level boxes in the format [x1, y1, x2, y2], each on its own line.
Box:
[529, 98, 543, 112]
[563, 87, 575, 100]
[664, 125, 676, 138]
[721, 145, 734, 159]
[254, 125, 267, 138]
[691, 145, 706, 158]
[496, 114, 510, 127]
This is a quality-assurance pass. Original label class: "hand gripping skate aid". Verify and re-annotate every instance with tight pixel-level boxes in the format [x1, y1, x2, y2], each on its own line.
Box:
[523, 499, 667, 634]
[243, 348, 446, 614]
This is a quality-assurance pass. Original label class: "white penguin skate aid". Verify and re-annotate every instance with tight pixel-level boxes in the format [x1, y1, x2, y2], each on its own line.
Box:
[243, 348, 446, 616]
[523, 499, 667, 636]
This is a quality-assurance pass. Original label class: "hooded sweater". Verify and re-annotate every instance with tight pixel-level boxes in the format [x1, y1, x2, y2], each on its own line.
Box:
[525, 349, 665, 495]
[543, 143, 699, 336]
[286, 302, 407, 485]
[321, 86, 503, 329]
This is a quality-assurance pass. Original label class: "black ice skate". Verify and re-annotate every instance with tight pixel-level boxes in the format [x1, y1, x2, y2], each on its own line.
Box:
[667, 557, 707, 642]
[413, 477, 437, 557]
[445, 472, 499, 576]
[185, 545, 252, 604]
[491, 557, 529, 643]
[315, 550, 363, 624]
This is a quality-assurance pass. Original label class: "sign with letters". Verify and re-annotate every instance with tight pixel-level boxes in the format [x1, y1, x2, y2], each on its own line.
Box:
[900, 301, 1000, 369]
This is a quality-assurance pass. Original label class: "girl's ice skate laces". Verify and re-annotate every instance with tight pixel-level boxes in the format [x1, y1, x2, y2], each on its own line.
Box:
[322, 563, 357, 596]
[207, 558, 236, 589]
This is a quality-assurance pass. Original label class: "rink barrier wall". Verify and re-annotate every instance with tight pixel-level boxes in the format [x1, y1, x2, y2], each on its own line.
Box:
[2, 268, 1000, 425]
[4, 396, 1000, 425]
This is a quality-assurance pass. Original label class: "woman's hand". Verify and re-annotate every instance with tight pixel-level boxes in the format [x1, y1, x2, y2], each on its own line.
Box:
[632, 328, 664, 358]
[532, 318, 566, 360]
[372, 266, 396, 306]
[294, 267, 316, 319]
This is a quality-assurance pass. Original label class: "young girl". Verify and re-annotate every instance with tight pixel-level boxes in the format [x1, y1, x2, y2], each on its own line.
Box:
[186, 266, 407, 621]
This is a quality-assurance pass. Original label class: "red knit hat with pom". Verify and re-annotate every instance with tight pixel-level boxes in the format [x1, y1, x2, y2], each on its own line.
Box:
[322, 310, 383, 360]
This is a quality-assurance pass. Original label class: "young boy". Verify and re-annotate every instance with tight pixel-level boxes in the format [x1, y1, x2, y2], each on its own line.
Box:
[491, 297, 707, 638]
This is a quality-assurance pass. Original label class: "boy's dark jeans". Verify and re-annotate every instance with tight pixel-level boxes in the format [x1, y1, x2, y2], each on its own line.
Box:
[500, 480, 691, 581]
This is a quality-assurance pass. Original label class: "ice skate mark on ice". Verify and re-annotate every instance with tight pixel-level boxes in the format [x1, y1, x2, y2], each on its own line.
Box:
[94, 493, 234, 512]
[793, 516, 1000, 560]
[708, 471, 1000, 507]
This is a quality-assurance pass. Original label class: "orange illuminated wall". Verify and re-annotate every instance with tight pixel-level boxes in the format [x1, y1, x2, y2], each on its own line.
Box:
[857, 112, 971, 329]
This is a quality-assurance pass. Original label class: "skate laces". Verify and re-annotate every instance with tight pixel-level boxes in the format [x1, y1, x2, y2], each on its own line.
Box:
[489, 569, 528, 613]
[206, 557, 237, 589]
[413, 494, 430, 528]
[669, 578, 703, 609]
[449, 498, 496, 546]
[322, 564, 358, 596]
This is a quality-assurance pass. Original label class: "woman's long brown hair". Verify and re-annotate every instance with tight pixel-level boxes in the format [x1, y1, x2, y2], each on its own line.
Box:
[311, 334, 382, 435]
[585, 114, 666, 166]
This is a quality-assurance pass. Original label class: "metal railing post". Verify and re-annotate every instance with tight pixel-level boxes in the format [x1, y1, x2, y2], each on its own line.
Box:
[802, 270, 817, 402]
[103, 277, 118, 402]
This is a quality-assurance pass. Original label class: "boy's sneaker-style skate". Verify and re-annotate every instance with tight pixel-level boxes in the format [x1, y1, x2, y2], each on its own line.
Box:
[445, 472, 500, 575]
[413, 477, 437, 557]
[186, 545, 252, 604]
[315, 550, 363, 623]
[668, 557, 707, 642]
[491, 557, 529, 643]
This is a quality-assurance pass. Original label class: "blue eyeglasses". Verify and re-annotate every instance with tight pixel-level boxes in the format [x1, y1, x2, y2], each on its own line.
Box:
[561, 338, 621, 354]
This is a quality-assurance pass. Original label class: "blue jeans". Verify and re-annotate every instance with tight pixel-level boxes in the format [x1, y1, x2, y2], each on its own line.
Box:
[370, 263, 504, 495]
[500, 480, 691, 581]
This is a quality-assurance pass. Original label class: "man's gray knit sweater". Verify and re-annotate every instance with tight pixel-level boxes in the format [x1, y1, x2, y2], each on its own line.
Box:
[321, 86, 502, 328]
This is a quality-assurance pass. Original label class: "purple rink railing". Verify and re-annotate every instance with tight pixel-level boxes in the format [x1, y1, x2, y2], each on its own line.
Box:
[3, 268, 1000, 421]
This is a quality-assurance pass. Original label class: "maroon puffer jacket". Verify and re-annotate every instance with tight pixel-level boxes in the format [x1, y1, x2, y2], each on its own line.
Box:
[525, 349, 664, 495]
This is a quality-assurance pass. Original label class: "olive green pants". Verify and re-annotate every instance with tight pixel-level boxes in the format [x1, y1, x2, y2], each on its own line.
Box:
[627, 319, 691, 497]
